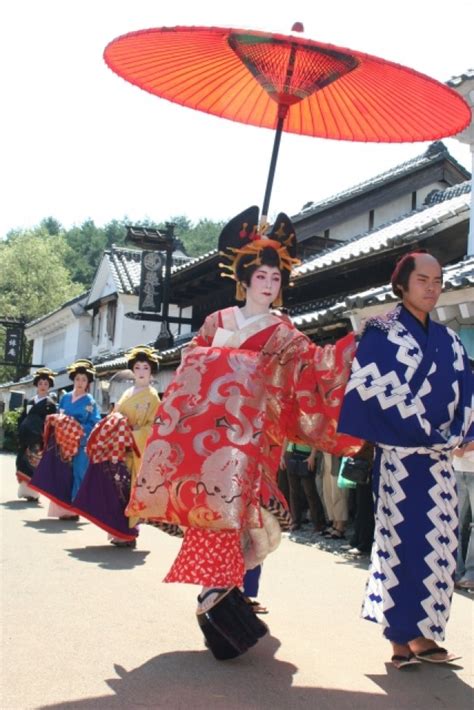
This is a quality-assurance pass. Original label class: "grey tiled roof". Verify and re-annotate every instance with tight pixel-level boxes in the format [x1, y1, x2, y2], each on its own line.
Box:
[295, 189, 471, 277]
[291, 256, 474, 328]
[106, 244, 213, 284]
[293, 141, 469, 221]
[447, 69, 474, 87]
[171, 248, 218, 274]
[107, 246, 142, 294]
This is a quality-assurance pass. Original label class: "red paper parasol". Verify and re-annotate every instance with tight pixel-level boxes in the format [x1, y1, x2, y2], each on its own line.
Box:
[104, 25, 470, 220]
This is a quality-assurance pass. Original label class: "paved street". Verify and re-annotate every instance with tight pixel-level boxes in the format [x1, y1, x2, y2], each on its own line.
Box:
[1, 451, 472, 710]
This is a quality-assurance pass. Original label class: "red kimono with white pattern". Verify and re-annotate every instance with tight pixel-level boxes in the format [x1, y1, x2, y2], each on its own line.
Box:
[126, 307, 361, 586]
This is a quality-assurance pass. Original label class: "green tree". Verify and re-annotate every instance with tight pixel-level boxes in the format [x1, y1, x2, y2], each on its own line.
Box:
[0, 228, 82, 383]
[177, 218, 224, 257]
[40, 217, 62, 236]
[169, 215, 192, 233]
[63, 219, 110, 286]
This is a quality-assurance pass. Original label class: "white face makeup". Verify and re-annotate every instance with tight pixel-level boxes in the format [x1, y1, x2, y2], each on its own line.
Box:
[244, 265, 282, 311]
[133, 360, 152, 387]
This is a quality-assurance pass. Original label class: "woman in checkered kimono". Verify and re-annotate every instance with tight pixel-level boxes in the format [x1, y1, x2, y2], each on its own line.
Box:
[73, 347, 160, 546]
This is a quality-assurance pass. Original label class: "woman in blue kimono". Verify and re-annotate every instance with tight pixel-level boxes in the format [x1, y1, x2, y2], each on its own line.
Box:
[30, 359, 101, 519]
[338, 252, 473, 669]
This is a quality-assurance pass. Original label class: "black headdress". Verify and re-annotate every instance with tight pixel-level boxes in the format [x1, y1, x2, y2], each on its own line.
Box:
[218, 206, 299, 306]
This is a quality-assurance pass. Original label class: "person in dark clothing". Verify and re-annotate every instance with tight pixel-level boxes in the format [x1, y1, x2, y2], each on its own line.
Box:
[284, 442, 326, 533]
[16, 368, 57, 500]
[347, 442, 375, 556]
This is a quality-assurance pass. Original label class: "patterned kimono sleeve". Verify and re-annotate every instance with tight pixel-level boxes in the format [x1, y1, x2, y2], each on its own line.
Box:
[184, 312, 219, 350]
[285, 332, 362, 456]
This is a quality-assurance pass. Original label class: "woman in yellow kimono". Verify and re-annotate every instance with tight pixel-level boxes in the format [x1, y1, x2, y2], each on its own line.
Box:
[73, 346, 160, 546]
[116, 348, 161, 529]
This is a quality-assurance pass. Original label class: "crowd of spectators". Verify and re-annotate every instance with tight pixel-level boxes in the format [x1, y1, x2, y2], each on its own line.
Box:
[279, 440, 473, 586]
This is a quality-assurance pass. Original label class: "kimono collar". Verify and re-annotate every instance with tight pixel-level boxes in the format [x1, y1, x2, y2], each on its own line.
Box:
[398, 304, 431, 351]
[399, 303, 430, 332]
[363, 303, 430, 350]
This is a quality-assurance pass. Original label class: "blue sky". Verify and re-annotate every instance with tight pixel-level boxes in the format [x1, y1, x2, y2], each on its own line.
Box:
[1, 0, 472, 237]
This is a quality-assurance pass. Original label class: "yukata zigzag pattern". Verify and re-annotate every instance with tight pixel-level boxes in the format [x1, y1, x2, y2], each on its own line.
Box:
[345, 361, 425, 421]
[345, 321, 437, 425]
[387, 322, 422, 381]
[362, 450, 408, 625]
[417, 454, 457, 641]
[449, 329, 465, 373]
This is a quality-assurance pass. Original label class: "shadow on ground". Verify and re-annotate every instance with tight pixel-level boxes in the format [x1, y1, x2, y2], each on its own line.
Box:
[1, 499, 43, 510]
[64, 545, 150, 570]
[287, 525, 371, 571]
[37, 633, 472, 710]
[23, 518, 88, 534]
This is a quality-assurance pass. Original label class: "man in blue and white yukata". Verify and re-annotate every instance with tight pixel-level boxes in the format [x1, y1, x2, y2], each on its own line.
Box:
[338, 251, 474, 670]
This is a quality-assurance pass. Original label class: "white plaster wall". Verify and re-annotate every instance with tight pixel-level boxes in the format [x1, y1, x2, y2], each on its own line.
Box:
[329, 180, 448, 241]
[374, 194, 413, 229]
[330, 213, 370, 241]
[42, 332, 66, 369]
[27, 310, 92, 373]
[115, 294, 160, 350]
[76, 314, 93, 358]
[87, 258, 117, 305]
[90, 302, 113, 356]
[31, 337, 44, 371]
[63, 320, 80, 364]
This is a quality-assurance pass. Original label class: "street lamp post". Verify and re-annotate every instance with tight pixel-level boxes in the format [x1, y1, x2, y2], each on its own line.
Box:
[126, 222, 176, 350]
[156, 229, 175, 350]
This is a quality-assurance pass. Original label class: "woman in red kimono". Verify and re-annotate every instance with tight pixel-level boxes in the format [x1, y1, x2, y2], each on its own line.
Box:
[127, 206, 362, 659]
